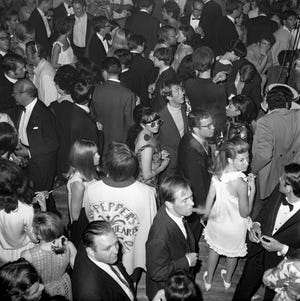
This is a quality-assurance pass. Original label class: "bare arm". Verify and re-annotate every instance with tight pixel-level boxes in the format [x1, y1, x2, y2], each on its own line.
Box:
[67, 241, 77, 269]
[51, 43, 61, 69]
[236, 178, 253, 218]
[204, 179, 216, 217]
[70, 181, 85, 222]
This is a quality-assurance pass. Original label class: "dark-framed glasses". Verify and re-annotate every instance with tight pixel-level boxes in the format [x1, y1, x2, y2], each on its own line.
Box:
[145, 119, 163, 128]
[200, 121, 215, 129]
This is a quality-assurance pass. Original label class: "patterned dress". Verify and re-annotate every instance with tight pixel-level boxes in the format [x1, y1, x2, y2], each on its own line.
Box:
[263, 258, 300, 301]
[28, 246, 72, 300]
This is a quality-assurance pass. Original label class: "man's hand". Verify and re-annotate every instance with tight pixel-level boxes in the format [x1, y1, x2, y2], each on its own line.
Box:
[185, 252, 198, 267]
[261, 235, 284, 253]
[249, 222, 262, 243]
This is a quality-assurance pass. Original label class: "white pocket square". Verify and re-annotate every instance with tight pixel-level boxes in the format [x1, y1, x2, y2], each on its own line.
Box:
[33, 127, 39, 130]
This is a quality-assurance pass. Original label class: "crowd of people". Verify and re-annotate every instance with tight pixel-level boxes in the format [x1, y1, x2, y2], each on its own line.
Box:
[0, 0, 300, 300]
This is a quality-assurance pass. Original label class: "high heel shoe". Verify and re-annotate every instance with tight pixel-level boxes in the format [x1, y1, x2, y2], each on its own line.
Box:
[220, 269, 231, 290]
[202, 271, 211, 291]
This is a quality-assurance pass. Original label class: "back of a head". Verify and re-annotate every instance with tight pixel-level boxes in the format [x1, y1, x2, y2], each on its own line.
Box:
[114, 49, 132, 69]
[0, 122, 18, 157]
[0, 258, 40, 301]
[266, 85, 293, 111]
[15, 78, 38, 99]
[257, 0, 271, 15]
[139, 0, 153, 9]
[154, 47, 174, 66]
[284, 163, 300, 198]
[15, 21, 35, 42]
[0, 158, 30, 213]
[101, 56, 121, 76]
[33, 212, 64, 243]
[226, 0, 241, 15]
[229, 39, 246, 58]
[54, 64, 79, 94]
[163, 1, 181, 20]
[103, 142, 138, 182]
[192, 46, 215, 73]
[165, 270, 202, 301]
[71, 78, 90, 105]
[128, 34, 146, 51]
[239, 63, 256, 83]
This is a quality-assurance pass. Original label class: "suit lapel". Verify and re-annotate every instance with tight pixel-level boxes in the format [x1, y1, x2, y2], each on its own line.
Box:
[164, 107, 181, 139]
[275, 208, 300, 235]
[181, 107, 188, 133]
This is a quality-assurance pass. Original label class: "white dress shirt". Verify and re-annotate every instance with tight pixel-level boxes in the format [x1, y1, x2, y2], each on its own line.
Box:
[96, 32, 108, 53]
[190, 14, 200, 31]
[18, 98, 38, 147]
[88, 256, 134, 301]
[73, 13, 87, 47]
[33, 59, 59, 106]
[4, 74, 17, 84]
[273, 199, 300, 235]
[37, 7, 51, 38]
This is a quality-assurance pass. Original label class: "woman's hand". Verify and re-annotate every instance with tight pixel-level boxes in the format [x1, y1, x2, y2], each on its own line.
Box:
[247, 173, 256, 192]
[161, 150, 170, 160]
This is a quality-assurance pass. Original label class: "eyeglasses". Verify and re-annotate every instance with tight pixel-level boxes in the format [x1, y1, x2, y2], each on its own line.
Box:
[200, 121, 215, 129]
[145, 119, 163, 128]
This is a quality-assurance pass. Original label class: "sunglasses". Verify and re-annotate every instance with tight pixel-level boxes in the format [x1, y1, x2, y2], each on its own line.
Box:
[145, 119, 163, 128]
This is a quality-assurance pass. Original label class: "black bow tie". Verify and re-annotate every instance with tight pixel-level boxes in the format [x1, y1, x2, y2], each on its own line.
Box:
[282, 198, 294, 211]
[192, 17, 200, 20]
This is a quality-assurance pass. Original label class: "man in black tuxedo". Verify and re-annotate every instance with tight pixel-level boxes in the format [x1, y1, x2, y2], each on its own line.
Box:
[184, 47, 227, 135]
[92, 57, 135, 152]
[14, 79, 58, 193]
[125, 0, 160, 56]
[177, 110, 214, 242]
[180, 0, 203, 33]
[52, 0, 74, 37]
[28, 0, 53, 56]
[0, 54, 26, 121]
[146, 176, 198, 300]
[233, 163, 300, 301]
[246, 1, 278, 45]
[127, 34, 157, 107]
[88, 16, 110, 67]
[213, 0, 241, 56]
[72, 220, 135, 301]
[200, 0, 222, 48]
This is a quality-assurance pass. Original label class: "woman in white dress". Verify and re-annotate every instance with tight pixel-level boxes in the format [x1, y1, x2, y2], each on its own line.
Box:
[195, 137, 255, 291]
[51, 17, 75, 69]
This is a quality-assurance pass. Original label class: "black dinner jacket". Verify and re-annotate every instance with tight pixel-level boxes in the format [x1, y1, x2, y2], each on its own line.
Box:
[213, 16, 239, 56]
[19, 100, 59, 159]
[248, 185, 300, 270]
[246, 15, 278, 45]
[0, 73, 17, 119]
[72, 247, 134, 301]
[88, 33, 107, 67]
[146, 206, 196, 300]
[125, 10, 160, 54]
[177, 132, 211, 207]
[53, 3, 68, 21]
[200, 0, 222, 48]
[28, 8, 52, 55]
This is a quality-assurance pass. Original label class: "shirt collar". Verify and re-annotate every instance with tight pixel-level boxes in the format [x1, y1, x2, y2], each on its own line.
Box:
[25, 98, 38, 110]
[108, 78, 120, 83]
[4, 73, 17, 83]
[227, 15, 235, 23]
[37, 7, 45, 17]
[166, 207, 183, 224]
[139, 9, 149, 13]
[191, 132, 206, 145]
[75, 103, 90, 113]
[0, 50, 6, 56]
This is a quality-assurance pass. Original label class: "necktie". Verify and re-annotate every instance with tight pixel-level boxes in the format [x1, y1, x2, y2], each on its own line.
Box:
[110, 265, 132, 292]
[282, 199, 294, 211]
[182, 217, 192, 252]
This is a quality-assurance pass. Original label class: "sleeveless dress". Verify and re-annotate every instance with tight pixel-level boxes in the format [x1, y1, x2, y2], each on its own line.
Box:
[52, 40, 75, 66]
[204, 171, 249, 257]
[136, 144, 162, 188]
[67, 171, 92, 248]
[28, 246, 72, 300]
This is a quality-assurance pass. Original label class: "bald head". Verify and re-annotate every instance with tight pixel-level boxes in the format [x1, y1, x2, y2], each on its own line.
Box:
[13, 79, 38, 106]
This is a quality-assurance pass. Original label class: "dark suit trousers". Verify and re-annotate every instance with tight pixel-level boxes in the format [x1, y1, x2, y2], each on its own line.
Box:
[232, 251, 275, 301]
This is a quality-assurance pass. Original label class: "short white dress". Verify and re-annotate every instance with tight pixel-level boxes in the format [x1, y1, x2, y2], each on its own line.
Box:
[52, 40, 75, 66]
[204, 171, 249, 257]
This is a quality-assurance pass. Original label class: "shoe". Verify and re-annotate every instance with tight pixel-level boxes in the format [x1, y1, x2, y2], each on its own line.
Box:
[202, 271, 211, 291]
[220, 269, 231, 290]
